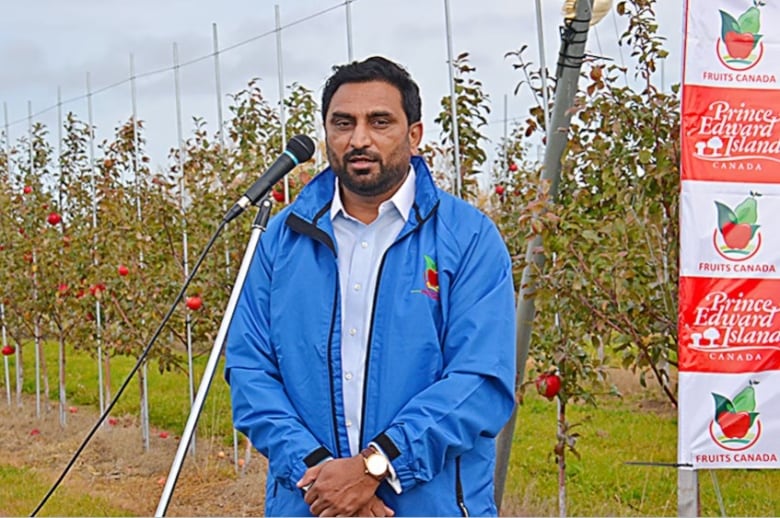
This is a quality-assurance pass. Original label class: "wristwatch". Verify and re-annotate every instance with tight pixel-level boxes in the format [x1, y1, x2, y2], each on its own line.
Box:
[360, 446, 389, 482]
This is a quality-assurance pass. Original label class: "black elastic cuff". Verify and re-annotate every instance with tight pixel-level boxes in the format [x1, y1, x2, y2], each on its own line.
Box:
[303, 446, 333, 467]
[372, 433, 400, 461]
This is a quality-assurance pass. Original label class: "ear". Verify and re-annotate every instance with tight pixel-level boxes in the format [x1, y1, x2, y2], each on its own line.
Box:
[408, 121, 423, 152]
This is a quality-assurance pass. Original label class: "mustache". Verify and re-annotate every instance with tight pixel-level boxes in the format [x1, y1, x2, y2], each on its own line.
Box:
[344, 148, 381, 162]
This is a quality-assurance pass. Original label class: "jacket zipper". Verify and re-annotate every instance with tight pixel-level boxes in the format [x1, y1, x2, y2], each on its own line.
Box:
[326, 278, 342, 457]
[456, 456, 469, 516]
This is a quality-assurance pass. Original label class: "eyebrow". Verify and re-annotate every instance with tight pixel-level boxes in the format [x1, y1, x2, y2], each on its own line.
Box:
[329, 110, 396, 121]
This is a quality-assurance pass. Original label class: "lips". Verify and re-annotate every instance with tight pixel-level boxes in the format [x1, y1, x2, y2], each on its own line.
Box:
[347, 155, 378, 171]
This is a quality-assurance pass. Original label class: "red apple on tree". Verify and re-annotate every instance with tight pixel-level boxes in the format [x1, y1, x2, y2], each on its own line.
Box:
[47, 212, 62, 225]
[272, 189, 285, 202]
[23, 185, 32, 194]
[117, 264, 129, 276]
[535, 372, 562, 400]
[495, 185, 505, 196]
[186, 296, 203, 311]
[509, 162, 518, 172]
[1, 344, 15, 356]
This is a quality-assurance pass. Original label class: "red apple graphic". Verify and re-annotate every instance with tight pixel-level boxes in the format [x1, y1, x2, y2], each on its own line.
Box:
[717, 410, 751, 439]
[722, 222, 752, 249]
[186, 296, 203, 311]
[47, 212, 62, 225]
[535, 372, 562, 400]
[724, 31, 756, 59]
[1, 344, 15, 356]
[117, 264, 129, 276]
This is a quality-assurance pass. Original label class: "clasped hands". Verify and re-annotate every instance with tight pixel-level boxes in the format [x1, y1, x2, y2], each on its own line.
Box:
[297, 455, 394, 517]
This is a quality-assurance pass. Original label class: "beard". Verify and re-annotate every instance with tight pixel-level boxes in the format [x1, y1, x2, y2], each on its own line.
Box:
[328, 146, 410, 198]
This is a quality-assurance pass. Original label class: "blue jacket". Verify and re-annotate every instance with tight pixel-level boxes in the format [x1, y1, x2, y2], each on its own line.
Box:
[225, 156, 516, 516]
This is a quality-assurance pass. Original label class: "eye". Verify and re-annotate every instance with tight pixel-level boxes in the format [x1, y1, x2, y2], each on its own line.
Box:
[372, 118, 390, 128]
[333, 119, 353, 129]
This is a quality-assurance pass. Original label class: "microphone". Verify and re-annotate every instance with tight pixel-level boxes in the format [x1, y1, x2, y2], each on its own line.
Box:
[223, 134, 316, 223]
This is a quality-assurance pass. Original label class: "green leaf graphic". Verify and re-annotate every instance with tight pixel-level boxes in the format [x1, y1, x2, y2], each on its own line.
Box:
[738, 6, 761, 34]
[734, 196, 758, 224]
[423, 255, 436, 271]
[720, 10, 741, 40]
[750, 224, 761, 239]
[715, 201, 738, 231]
[713, 392, 735, 419]
[748, 411, 760, 427]
[733, 385, 756, 412]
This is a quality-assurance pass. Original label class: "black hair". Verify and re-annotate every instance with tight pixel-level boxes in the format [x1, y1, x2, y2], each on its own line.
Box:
[321, 56, 422, 125]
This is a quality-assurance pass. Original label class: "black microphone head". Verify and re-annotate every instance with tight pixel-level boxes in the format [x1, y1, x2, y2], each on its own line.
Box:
[287, 135, 316, 163]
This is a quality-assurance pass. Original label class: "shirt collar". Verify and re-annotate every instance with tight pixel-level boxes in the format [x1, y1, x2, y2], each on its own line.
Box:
[330, 165, 416, 222]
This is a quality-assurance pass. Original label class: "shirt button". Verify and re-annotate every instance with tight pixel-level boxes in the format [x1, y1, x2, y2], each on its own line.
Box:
[361, 241, 368, 249]
[345, 372, 353, 381]
[354, 283, 361, 291]
[346, 420, 353, 427]
[349, 328, 357, 336]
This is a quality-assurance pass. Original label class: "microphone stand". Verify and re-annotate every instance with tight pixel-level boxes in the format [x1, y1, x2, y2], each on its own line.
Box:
[155, 196, 273, 517]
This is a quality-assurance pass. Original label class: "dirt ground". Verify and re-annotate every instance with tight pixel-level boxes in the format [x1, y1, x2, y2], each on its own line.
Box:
[0, 394, 267, 516]
[0, 369, 672, 517]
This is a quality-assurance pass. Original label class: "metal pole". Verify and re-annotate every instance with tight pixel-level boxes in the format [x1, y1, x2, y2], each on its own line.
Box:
[211, 22, 241, 474]
[86, 72, 106, 414]
[57, 86, 67, 428]
[2, 304, 10, 406]
[173, 42, 196, 456]
[28, 100, 42, 419]
[3, 103, 16, 407]
[345, 0, 354, 61]
[130, 54, 150, 452]
[275, 5, 289, 203]
[155, 200, 274, 517]
[535, 0, 551, 134]
[494, 0, 592, 510]
[443, 0, 462, 198]
[678, 467, 699, 516]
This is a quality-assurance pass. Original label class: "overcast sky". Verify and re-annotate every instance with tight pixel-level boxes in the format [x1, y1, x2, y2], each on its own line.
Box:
[0, 0, 683, 171]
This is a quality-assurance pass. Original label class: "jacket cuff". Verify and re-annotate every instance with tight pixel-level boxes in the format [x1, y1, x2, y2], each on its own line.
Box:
[372, 432, 400, 460]
[303, 445, 333, 467]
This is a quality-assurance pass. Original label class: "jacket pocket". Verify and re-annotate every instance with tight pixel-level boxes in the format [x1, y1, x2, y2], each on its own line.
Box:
[455, 456, 469, 517]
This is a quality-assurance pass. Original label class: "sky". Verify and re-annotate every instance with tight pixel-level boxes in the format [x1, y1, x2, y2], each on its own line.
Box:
[0, 0, 684, 174]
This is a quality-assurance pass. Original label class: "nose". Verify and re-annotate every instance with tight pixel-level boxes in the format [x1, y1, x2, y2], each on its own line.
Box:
[349, 120, 372, 149]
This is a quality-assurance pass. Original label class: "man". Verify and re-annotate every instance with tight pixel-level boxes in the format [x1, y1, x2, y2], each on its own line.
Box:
[225, 56, 516, 516]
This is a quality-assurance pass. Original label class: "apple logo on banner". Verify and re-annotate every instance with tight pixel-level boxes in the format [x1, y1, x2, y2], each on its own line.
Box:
[716, 2, 765, 71]
[713, 192, 762, 261]
[709, 381, 762, 451]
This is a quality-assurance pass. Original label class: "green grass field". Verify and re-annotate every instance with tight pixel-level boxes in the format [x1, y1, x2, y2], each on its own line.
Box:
[2, 343, 779, 516]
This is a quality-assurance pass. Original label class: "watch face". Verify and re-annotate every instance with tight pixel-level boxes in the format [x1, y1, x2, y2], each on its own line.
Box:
[366, 453, 388, 476]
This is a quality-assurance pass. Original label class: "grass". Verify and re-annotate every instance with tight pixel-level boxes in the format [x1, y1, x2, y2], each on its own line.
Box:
[0, 465, 132, 517]
[2, 344, 780, 515]
[3, 341, 236, 440]
[506, 390, 780, 516]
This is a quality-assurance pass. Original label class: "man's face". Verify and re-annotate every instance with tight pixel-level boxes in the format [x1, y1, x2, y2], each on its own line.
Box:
[325, 80, 422, 198]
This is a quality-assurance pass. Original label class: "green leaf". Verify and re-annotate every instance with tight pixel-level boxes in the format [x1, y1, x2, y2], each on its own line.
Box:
[423, 255, 436, 271]
[720, 10, 741, 41]
[733, 385, 756, 412]
[715, 201, 738, 231]
[713, 392, 735, 419]
[738, 6, 761, 34]
[748, 411, 760, 427]
[734, 196, 758, 224]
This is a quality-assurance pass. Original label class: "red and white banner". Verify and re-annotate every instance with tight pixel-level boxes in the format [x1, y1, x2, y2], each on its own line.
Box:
[680, 0, 780, 469]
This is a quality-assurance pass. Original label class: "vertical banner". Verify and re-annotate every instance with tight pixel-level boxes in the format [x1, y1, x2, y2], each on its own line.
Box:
[680, 0, 780, 469]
